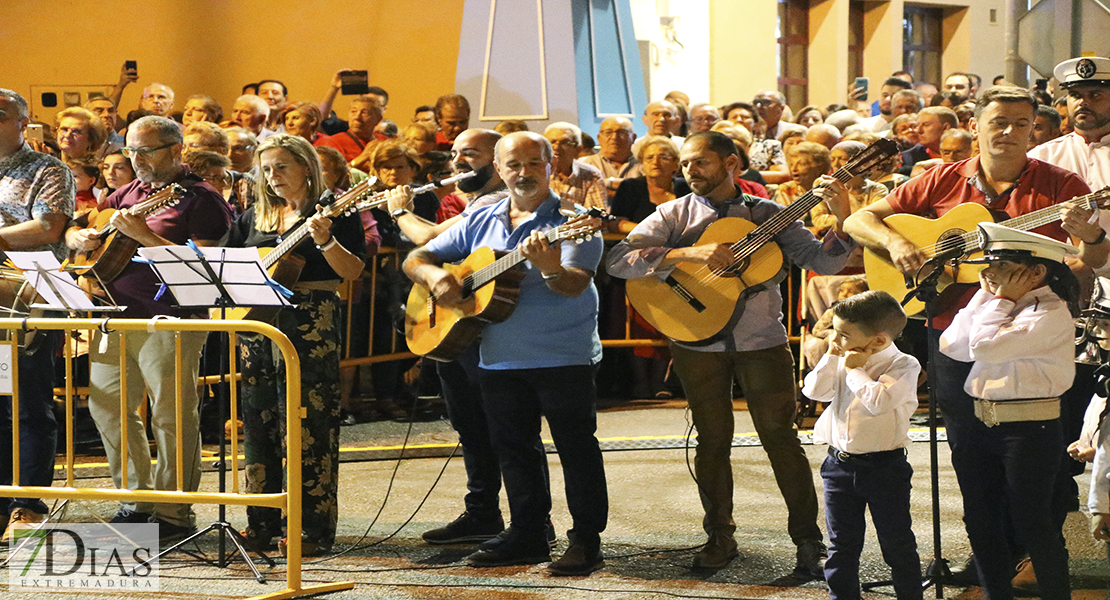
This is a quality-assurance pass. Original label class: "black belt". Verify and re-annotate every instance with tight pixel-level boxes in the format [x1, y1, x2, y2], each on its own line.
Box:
[828, 446, 906, 462]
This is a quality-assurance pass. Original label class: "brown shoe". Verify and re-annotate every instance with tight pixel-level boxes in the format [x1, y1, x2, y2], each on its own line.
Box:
[239, 527, 277, 552]
[1, 508, 46, 544]
[278, 537, 332, 558]
[693, 535, 740, 569]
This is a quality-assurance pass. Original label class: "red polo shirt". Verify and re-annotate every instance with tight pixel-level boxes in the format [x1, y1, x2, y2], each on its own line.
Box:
[314, 131, 388, 162]
[885, 155, 1091, 326]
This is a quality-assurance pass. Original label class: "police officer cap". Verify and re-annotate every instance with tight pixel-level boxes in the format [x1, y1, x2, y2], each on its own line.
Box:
[967, 222, 1078, 264]
[1055, 56, 1110, 89]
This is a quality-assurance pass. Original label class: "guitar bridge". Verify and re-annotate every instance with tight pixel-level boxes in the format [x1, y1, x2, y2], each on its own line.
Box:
[426, 295, 436, 328]
[664, 275, 706, 312]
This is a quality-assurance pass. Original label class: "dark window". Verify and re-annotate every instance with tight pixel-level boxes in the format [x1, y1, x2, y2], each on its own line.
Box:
[778, 0, 809, 111]
[848, 1, 865, 82]
[903, 5, 943, 86]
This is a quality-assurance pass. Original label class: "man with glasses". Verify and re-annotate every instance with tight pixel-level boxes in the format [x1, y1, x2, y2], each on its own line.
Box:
[0, 88, 75, 544]
[688, 103, 722, 134]
[580, 116, 641, 199]
[225, 128, 258, 173]
[65, 115, 233, 546]
[753, 90, 805, 141]
[544, 122, 607, 211]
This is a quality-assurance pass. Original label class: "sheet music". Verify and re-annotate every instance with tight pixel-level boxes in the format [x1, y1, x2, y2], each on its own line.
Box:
[136, 246, 289, 308]
[6, 251, 98, 310]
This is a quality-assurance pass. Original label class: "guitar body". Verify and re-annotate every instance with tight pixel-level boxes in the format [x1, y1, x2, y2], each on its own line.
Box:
[210, 247, 305, 322]
[68, 208, 141, 283]
[405, 247, 525, 362]
[863, 202, 992, 316]
[625, 217, 784, 343]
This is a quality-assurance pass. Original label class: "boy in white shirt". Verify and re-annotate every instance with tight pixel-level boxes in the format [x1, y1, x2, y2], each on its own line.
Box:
[803, 290, 922, 600]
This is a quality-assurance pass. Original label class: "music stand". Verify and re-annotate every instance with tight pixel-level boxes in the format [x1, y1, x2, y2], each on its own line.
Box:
[133, 243, 289, 582]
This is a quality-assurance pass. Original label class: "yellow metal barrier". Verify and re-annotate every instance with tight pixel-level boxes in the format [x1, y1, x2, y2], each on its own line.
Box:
[0, 317, 352, 600]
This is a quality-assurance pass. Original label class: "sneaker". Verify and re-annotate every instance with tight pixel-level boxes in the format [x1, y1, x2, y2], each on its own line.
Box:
[466, 528, 551, 567]
[547, 531, 603, 576]
[278, 537, 332, 558]
[422, 512, 504, 545]
[692, 535, 740, 569]
[1, 508, 45, 544]
[108, 508, 153, 524]
[477, 519, 558, 551]
[794, 539, 827, 579]
[151, 517, 197, 546]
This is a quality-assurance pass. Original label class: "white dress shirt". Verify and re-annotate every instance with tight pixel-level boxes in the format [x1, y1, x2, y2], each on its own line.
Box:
[803, 343, 921, 454]
[940, 287, 1075, 400]
[1028, 130, 1110, 191]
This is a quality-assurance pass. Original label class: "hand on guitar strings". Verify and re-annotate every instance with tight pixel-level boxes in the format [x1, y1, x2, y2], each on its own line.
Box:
[1060, 203, 1105, 245]
[110, 208, 156, 245]
[521, 230, 563, 275]
[811, 176, 850, 221]
[307, 205, 335, 245]
[675, 243, 736, 271]
[67, 226, 102, 252]
[425, 269, 465, 307]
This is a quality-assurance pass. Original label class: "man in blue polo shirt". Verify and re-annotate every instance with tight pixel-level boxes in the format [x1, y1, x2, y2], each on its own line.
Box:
[403, 131, 608, 576]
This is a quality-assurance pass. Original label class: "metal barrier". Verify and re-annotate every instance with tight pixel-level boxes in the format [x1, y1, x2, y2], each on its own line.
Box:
[0, 317, 352, 600]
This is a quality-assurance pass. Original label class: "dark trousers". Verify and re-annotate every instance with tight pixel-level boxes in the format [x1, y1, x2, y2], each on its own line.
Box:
[669, 342, 822, 544]
[0, 332, 60, 517]
[478, 365, 607, 541]
[822, 448, 922, 600]
[438, 344, 551, 520]
[930, 329, 1070, 600]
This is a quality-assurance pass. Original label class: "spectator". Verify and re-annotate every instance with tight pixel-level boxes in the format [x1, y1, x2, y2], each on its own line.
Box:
[943, 72, 973, 102]
[723, 101, 763, 137]
[400, 122, 437, 155]
[860, 77, 913, 132]
[544, 122, 607, 210]
[67, 157, 101, 215]
[185, 150, 234, 203]
[86, 97, 122, 136]
[1029, 104, 1063, 150]
[1053, 96, 1073, 134]
[754, 89, 806, 140]
[182, 95, 222, 126]
[580, 116, 640, 199]
[890, 113, 920, 149]
[930, 91, 961, 108]
[796, 105, 828, 128]
[579, 133, 597, 157]
[375, 119, 399, 139]
[434, 94, 471, 151]
[610, 136, 689, 233]
[637, 101, 684, 152]
[899, 106, 957, 175]
[415, 151, 466, 222]
[804, 124, 841, 149]
[773, 141, 831, 220]
[279, 101, 323, 143]
[225, 127, 258, 173]
[939, 128, 974, 163]
[825, 109, 862, 133]
[98, 149, 135, 199]
[256, 79, 288, 129]
[891, 90, 924, 118]
[315, 95, 384, 162]
[227, 95, 272, 139]
[494, 119, 529, 135]
[781, 128, 806, 159]
[139, 83, 175, 117]
[182, 121, 229, 161]
[914, 82, 939, 106]
[724, 101, 789, 184]
[688, 103, 722, 134]
[711, 121, 770, 197]
[54, 107, 108, 161]
[810, 141, 888, 272]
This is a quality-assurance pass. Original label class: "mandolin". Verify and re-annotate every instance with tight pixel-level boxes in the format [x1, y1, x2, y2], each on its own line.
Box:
[864, 186, 1110, 316]
[405, 210, 606, 362]
[623, 138, 899, 343]
[68, 183, 184, 283]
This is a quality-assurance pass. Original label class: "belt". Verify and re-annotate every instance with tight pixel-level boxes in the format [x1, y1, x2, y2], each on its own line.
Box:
[828, 446, 906, 462]
[973, 397, 1060, 428]
[292, 280, 340, 293]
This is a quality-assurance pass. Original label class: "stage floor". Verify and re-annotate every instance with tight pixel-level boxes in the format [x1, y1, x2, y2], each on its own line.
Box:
[10, 401, 1110, 599]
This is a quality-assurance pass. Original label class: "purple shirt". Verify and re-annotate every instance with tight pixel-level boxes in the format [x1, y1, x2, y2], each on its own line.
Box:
[101, 168, 233, 317]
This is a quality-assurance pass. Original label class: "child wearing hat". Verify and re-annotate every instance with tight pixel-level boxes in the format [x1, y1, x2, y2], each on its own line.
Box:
[939, 222, 1080, 600]
[802, 290, 922, 600]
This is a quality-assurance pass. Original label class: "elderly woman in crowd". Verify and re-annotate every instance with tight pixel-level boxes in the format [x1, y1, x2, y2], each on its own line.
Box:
[771, 141, 830, 222]
[890, 113, 919, 149]
[400, 122, 437, 156]
[225, 134, 366, 557]
[54, 107, 109, 161]
[185, 151, 235, 204]
[722, 101, 789, 184]
[795, 105, 828, 128]
[182, 95, 223, 126]
[610, 136, 689, 234]
[280, 102, 324, 144]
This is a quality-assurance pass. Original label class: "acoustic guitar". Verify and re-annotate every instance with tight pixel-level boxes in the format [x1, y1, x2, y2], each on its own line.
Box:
[863, 186, 1110, 315]
[624, 138, 899, 343]
[68, 183, 184, 283]
[405, 210, 606, 362]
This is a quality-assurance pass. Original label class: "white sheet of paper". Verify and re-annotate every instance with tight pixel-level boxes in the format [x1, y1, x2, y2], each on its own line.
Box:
[135, 246, 290, 308]
[6, 251, 98, 310]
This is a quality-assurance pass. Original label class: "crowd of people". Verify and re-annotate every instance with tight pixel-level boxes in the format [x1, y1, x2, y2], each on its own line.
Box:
[0, 51, 1109, 596]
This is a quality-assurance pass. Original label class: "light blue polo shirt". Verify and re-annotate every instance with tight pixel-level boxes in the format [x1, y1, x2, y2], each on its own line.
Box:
[424, 192, 603, 370]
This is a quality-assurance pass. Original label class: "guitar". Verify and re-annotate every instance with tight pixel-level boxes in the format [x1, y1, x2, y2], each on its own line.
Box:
[67, 183, 184, 283]
[864, 186, 1110, 316]
[624, 138, 899, 343]
[405, 210, 607, 362]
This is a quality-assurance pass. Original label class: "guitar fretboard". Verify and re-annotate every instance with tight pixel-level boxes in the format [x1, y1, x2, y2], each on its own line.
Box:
[96, 184, 183, 237]
[462, 226, 572, 293]
[263, 178, 374, 268]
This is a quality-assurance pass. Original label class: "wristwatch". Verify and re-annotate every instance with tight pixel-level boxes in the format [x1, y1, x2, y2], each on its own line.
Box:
[391, 207, 409, 218]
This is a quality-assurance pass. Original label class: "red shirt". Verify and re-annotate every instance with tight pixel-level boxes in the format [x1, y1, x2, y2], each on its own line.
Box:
[314, 131, 388, 162]
[735, 177, 768, 198]
[885, 155, 1092, 326]
[435, 130, 454, 152]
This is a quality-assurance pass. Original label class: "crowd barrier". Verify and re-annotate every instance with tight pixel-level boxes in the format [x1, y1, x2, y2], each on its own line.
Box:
[1, 317, 351, 600]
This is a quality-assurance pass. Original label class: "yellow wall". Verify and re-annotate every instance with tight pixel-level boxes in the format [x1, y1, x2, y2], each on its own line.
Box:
[708, 1, 778, 105]
[2, 0, 465, 124]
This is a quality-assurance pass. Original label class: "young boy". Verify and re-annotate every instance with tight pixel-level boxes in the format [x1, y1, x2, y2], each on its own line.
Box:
[802, 290, 922, 600]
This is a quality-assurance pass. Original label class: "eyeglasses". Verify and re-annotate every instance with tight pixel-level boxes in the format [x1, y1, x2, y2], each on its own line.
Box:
[598, 129, 633, 138]
[752, 99, 778, 107]
[121, 142, 175, 159]
[690, 116, 720, 124]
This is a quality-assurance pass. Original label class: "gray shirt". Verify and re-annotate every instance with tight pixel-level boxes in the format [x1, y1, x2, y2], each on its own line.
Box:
[605, 190, 854, 352]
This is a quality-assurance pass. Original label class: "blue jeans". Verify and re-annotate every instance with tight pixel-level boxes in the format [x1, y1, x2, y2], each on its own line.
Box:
[822, 448, 921, 600]
[0, 332, 61, 516]
[478, 365, 607, 541]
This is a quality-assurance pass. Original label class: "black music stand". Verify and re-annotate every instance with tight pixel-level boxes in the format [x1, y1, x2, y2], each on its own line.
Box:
[861, 258, 955, 598]
[133, 243, 289, 582]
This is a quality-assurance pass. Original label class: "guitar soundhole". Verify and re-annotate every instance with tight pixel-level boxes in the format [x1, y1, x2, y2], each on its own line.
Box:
[936, 230, 969, 261]
[712, 257, 748, 278]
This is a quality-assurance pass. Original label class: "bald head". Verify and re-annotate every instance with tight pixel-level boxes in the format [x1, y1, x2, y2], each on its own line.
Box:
[804, 124, 841, 149]
[598, 116, 636, 162]
[140, 83, 175, 116]
[495, 131, 554, 201]
[451, 128, 503, 193]
[825, 109, 862, 133]
[643, 100, 679, 136]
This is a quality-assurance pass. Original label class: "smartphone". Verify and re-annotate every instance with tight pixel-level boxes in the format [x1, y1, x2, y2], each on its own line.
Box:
[339, 70, 370, 96]
[854, 77, 870, 102]
[25, 124, 44, 145]
[125, 60, 137, 71]
[1035, 78, 1048, 91]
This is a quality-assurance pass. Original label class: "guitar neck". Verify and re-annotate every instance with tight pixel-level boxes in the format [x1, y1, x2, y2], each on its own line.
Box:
[466, 227, 565, 291]
[96, 184, 180, 236]
[261, 179, 375, 269]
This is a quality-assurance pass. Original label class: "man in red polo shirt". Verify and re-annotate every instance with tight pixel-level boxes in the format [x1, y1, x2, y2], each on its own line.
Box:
[314, 95, 386, 162]
[434, 94, 470, 151]
[844, 86, 1108, 600]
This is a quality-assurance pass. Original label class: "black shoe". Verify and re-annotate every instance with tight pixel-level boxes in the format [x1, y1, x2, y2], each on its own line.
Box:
[794, 539, 827, 579]
[108, 508, 153, 524]
[152, 517, 197, 546]
[693, 535, 740, 569]
[547, 531, 603, 576]
[948, 555, 980, 587]
[422, 512, 504, 545]
[466, 528, 551, 567]
[477, 519, 557, 551]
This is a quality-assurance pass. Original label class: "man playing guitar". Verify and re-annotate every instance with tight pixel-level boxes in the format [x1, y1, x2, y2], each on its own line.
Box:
[844, 86, 1108, 599]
